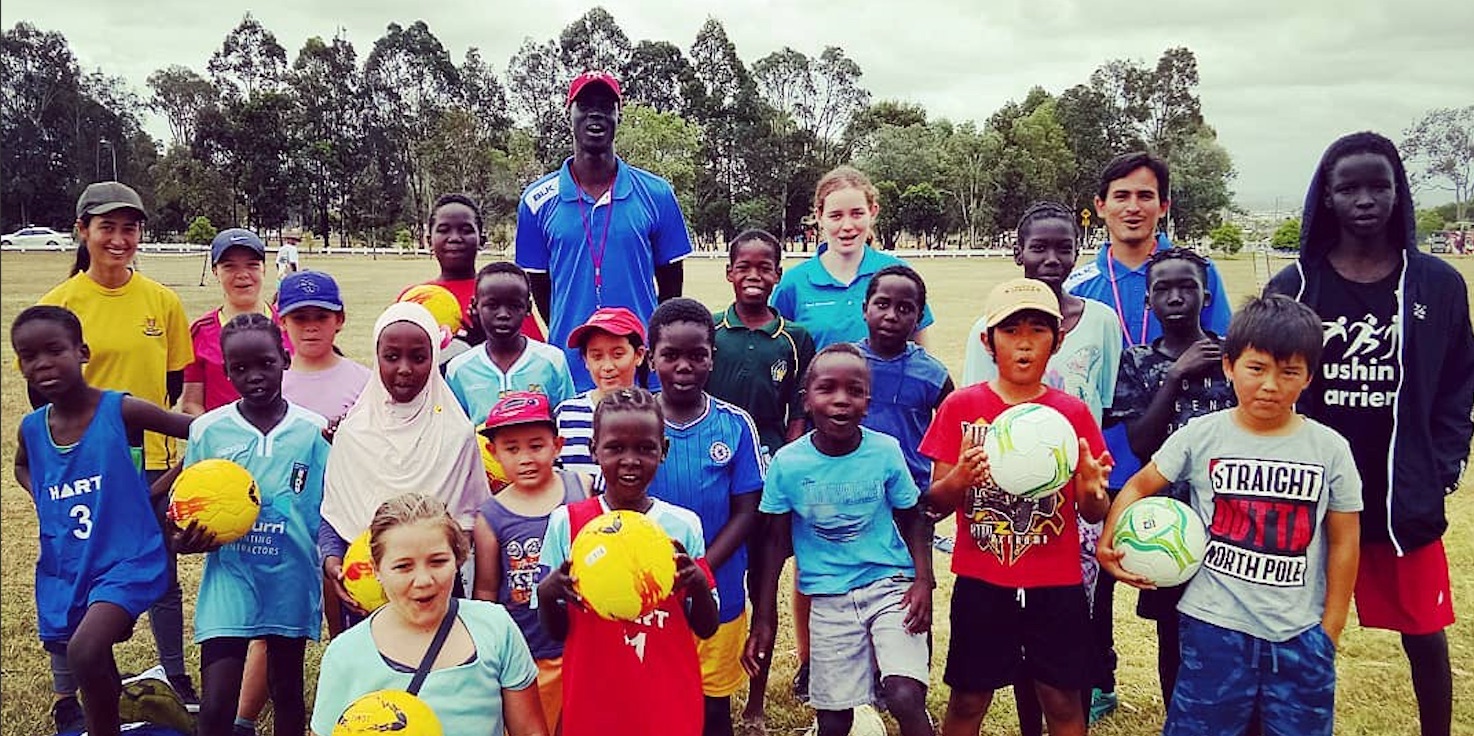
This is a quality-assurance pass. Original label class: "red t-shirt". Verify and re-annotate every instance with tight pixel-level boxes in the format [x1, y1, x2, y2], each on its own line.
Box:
[400, 277, 545, 342]
[918, 383, 1105, 588]
[560, 498, 710, 736]
[184, 307, 293, 412]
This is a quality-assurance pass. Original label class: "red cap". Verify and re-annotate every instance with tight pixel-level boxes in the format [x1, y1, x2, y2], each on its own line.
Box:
[566, 307, 646, 349]
[566, 71, 622, 107]
[480, 391, 555, 437]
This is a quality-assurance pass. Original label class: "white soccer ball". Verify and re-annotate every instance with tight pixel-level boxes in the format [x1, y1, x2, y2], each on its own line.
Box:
[1113, 497, 1209, 587]
[981, 403, 1080, 500]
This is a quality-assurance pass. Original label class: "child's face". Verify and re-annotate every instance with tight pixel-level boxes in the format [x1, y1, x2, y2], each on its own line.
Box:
[803, 353, 870, 445]
[429, 202, 480, 271]
[1015, 218, 1078, 289]
[472, 273, 530, 345]
[985, 312, 1058, 386]
[726, 240, 781, 307]
[1326, 152, 1397, 241]
[817, 186, 877, 257]
[863, 274, 921, 354]
[1095, 166, 1168, 249]
[1224, 347, 1311, 426]
[377, 321, 434, 404]
[212, 249, 264, 304]
[1147, 260, 1207, 329]
[372, 520, 459, 626]
[651, 321, 712, 405]
[222, 330, 286, 408]
[583, 331, 645, 392]
[79, 211, 143, 272]
[489, 424, 562, 490]
[593, 409, 666, 504]
[13, 320, 87, 401]
[282, 307, 344, 361]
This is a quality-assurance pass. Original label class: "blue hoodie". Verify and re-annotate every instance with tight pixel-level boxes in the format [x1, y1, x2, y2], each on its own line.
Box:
[1265, 132, 1474, 554]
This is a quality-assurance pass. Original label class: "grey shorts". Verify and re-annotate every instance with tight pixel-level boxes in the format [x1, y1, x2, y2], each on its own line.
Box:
[808, 575, 931, 710]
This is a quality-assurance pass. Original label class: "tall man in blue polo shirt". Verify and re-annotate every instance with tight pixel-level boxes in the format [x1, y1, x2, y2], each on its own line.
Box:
[1062, 151, 1233, 722]
[516, 71, 694, 390]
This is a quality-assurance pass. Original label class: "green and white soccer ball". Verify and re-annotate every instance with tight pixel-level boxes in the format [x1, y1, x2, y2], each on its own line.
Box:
[1113, 496, 1209, 587]
[981, 403, 1080, 500]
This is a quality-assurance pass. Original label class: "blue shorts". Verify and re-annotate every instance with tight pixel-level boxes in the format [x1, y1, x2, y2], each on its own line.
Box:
[1166, 615, 1336, 736]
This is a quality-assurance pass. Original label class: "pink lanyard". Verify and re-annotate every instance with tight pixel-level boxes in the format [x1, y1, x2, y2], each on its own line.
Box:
[1106, 245, 1154, 346]
[573, 172, 615, 305]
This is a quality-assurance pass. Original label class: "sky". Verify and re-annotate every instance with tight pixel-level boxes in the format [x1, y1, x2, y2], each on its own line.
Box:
[5, 0, 1470, 212]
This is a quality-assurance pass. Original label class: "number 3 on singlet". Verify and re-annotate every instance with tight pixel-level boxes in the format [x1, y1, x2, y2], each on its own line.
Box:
[69, 504, 93, 540]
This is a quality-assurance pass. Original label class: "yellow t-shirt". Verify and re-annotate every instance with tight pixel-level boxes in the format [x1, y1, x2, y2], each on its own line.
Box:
[38, 272, 194, 470]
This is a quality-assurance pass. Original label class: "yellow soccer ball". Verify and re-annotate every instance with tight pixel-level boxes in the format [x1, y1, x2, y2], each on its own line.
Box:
[333, 689, 442, 736]
[167, 459, 260, 544]
[342, 531, 388, 612]
[399, 284, 464, 335]
[476, 424, 511, 491]
[570, 510, 677, 621]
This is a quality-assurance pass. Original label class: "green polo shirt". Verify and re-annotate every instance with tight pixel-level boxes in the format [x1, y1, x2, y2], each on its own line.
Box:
[709, 304, 816, 456]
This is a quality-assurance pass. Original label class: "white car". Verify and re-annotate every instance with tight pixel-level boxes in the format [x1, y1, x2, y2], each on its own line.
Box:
[1, 226, 72, 248]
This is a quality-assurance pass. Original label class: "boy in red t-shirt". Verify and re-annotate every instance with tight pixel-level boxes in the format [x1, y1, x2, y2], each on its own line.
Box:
[919, 278, 1112, 736]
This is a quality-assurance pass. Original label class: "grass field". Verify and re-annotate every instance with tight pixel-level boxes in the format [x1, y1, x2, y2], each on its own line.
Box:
[1, 250, 1470, 735]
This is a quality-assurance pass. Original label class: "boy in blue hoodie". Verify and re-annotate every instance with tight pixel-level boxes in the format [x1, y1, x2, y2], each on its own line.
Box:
[1265, 131, 1474, 736]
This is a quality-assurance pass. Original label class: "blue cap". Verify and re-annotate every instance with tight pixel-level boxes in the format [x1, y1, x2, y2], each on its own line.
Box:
[278, 271, 344, 315]
[210, 228, 266, 264]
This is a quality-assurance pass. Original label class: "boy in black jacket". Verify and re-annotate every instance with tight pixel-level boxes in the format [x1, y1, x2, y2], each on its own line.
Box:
[1265, 131, 1474, 736]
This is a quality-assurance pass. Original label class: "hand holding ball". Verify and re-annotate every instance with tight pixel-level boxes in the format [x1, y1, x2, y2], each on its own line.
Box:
[167, 459, 260, 545]
[1112, 497, 1208, 587]
[342, 531, 388, 612]
[982, 403, 1080, 500]
[570, 510, 677, 621]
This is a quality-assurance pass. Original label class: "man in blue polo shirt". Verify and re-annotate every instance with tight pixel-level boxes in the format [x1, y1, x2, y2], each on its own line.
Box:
[1062, 150, 1232, 723]
[516, 70, 693, 389]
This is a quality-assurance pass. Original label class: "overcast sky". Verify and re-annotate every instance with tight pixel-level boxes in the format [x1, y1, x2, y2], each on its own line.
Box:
[5, 0, 1469, 211]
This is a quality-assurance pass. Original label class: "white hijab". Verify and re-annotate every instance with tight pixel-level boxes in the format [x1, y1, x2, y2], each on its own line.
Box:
[322, 302, 489, 538]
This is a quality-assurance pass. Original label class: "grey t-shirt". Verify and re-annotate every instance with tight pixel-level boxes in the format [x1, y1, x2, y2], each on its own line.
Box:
[1154, 410, 1362, 642]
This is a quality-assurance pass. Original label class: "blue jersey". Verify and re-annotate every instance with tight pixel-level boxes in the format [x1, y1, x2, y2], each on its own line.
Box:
[648, 395, 766, 622]
[185, 402, 328, 641]
[770, 245, 936, 349]
[515, 157, 694, 390]
[445, 340, 576, 424]
[857, 340, 950, 491]
[21, 391, 168, 642]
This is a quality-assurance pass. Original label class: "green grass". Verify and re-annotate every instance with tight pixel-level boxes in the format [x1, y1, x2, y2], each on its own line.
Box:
[2, 250, 1471, 735]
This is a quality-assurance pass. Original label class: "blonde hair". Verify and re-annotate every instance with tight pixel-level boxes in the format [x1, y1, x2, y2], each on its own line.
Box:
[814, 166, 880, 215]
[368, 493, 469, 566]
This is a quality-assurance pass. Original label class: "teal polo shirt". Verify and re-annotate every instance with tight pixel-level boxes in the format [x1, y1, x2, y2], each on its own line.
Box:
[708, 305, 815, 456]
[769, 245, 935, 349]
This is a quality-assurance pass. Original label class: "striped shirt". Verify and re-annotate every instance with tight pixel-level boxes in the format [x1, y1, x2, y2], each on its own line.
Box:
[554, 392, 600, 484]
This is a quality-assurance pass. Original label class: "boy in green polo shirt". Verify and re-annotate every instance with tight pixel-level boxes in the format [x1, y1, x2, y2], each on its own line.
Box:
[708, 228, 815, 730]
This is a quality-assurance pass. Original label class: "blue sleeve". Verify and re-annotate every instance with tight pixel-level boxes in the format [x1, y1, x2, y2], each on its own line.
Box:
[319, 520, 349, 560]
[770, 273, 798, 322]
[489, 606, 540, 690]
[445, 370, 472, 416]
[680, 514, 708, 559]
[541, 507, 571, 572]
[652, 184, 694, 267]
[759, 458, 792, 514]
[514, 199, 550, 272]
[732, 411, 767, 494]
[885, 446, 921, 510]
[1203, 262, 1233, 334]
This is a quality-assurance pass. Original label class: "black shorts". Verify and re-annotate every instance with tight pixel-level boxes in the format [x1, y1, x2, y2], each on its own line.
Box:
[1136, 583, 1187, 621]
[944, 577, 1092, 693]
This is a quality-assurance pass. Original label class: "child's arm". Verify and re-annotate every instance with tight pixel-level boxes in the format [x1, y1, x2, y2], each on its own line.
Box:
[707, 493, 760, 573]
[120, 395, 194, 439]
[1096, 462, 1173, 588]
[470, 515, 503, 602]
[14, 427, 31, 494]
[179, 382, 205, 417]
[741, 511, 792, 676]
[1074, 437, 1113, 524]
[893, 504, 934, 634]
[535, 510, 577, 641]
[924, 445, 989, 513]
[1123, 341, 1220, 461]
[673, 539, 718, 639]
[1321, 510, 1360, 648]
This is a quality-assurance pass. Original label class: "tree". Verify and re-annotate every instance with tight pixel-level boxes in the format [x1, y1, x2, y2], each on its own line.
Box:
[288, 33, 366, 243]
[752, 46, 869, 166]
[1088, 48, 1203, 157]
[146, 65, 215, 149]
[1166, 124, 1236, 241]
[1208, 221, 1245, 255]
[458, 48, 512, 148]
[207, 14, 287, 99]
[1402, 106, 1473, 222]
[1415, 208, 1446, 240]
[615, 104, 703, 218]
[623, 40, 691, 114]
[685, 18, 764, 239]
[1271, 218, 1301, 250]
[989, 97, 1076, 230]
[505, 38, 570, 169]
[898, 183, 946, 247]
[1055, 83, 1136, 208]
[185, 215, 216, 244]
[558, 7, 632, 76]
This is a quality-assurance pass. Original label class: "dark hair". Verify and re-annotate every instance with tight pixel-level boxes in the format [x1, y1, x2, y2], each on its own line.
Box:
[864, 264, 928, 312]
[985, 310, 1062, 352]
[1016, 200, 1080, 245]
[1318, 131, 1404, 185]
[1310, 132, 1410, 243]
[728, 228, 783, 264]
[592, 386, 665, 444]
[220, 312, 288, 361]
[69, 243, 90, 277]
[428, 193, 485, 235]
[1225, 295, 1323, 371]
[803, 342, 870, 389]
[647, 297, 715, 350]
[11, 305, 84, 347]
[1145, 248, 1210, 285]
[475, 261, 531, 296]
[1097, 151, 1170, 201]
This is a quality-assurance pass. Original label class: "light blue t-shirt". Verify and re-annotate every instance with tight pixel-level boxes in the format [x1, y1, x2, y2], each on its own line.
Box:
[310, 599, 539, 736]
[185, 402, 328, 641]
[770, 245, 936, 350]
[445, 340, 576, 424]
[760, 427, 920, 596]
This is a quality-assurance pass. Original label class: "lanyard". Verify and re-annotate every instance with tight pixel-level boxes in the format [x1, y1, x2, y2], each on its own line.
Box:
[573, 171, 615, 306]
[1105, 245, 1155, 346]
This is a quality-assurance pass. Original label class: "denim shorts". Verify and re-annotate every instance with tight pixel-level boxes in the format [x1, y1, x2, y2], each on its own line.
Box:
[808, 575, 930, 710]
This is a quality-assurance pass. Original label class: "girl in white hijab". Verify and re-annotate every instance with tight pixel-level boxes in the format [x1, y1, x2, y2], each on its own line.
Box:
[320, 301, 489, 615]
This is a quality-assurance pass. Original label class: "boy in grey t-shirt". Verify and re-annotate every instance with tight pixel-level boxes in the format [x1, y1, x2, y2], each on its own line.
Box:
[1099, 295, 1362, 736]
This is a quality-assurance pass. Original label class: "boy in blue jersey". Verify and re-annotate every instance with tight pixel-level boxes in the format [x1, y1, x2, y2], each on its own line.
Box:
[646, 298, 766, 736]
[446, 261, 575, 422]
[13, 306, 195, 736]
[1062, 151, 1233, 717]
[172, 314, 329, 736]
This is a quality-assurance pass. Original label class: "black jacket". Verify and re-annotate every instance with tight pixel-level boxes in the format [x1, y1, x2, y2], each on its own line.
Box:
[1265, 142, 1474, 554]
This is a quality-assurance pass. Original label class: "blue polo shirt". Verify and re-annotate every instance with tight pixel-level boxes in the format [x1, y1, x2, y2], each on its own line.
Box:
[515, 157, 693, 390]
[770, 245, 935, 349]
[1063, 233, 1232, 488]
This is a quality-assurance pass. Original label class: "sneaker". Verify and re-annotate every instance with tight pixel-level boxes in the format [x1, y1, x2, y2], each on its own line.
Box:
[118, 673, 194, 735]
[791, 661, 811, 705]
[51, 695, 85, 735]
[170, 672, 200, 715]
[1088, 688, 1118, 724]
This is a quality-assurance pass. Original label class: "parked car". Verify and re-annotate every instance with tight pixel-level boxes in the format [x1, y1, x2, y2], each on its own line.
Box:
[1, 226, 71, 248]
